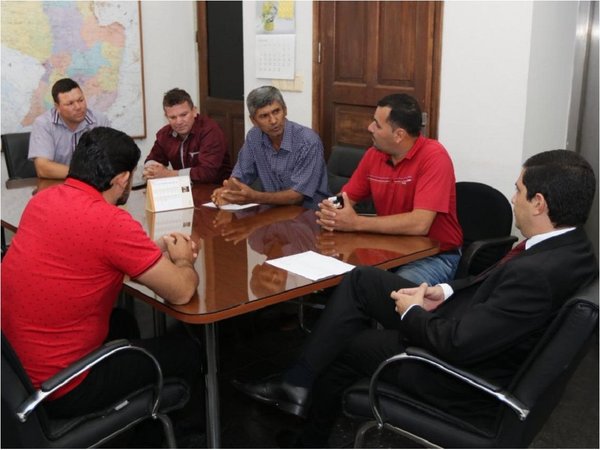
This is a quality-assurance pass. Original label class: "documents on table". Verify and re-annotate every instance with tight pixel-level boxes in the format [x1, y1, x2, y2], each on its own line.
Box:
[266, 250, 355, 281]
[202, 201, 259, 211]
[146, 175, 194, 212]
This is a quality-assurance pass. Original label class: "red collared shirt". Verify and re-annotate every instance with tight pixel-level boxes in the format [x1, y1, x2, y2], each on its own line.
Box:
[343, 135, 463, 251]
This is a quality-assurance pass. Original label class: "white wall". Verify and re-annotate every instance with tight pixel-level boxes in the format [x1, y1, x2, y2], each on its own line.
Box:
[139, 0, 581, 212]
[438, 1, 534, 201]
[242, 1, 314, 130]
[523, 1, 579, 161]
[135, 1, 199, 160]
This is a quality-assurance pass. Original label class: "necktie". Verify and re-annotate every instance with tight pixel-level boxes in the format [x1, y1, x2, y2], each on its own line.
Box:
[498, 239, 527, 265]
[472, 240, 527, 283]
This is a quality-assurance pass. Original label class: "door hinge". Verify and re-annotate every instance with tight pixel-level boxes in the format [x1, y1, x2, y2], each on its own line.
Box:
[317, 42, 322, 64]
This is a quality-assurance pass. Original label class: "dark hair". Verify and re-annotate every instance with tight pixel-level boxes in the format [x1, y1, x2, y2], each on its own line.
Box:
[377, 94, 422, 136]
[52, 78, 81, 103]
[522, 149, 596, 227]
[163, 88, 194, 109]
[246, 86, 286, 117]
[68, 127, 141, 192]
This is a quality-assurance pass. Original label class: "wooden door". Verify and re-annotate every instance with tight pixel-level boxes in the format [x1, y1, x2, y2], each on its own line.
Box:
[313, 1, 443, 159]
[197, 1, 246, 165]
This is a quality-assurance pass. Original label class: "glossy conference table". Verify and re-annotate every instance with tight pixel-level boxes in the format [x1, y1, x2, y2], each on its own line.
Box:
[1, 178, 440, 447]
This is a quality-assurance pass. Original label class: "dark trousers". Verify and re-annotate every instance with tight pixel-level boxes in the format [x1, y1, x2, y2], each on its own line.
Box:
[299, 266, 415, 377]
[297, 266, 416, 445]
[299, 267, 499, 445]
[45, 309, 202, 419]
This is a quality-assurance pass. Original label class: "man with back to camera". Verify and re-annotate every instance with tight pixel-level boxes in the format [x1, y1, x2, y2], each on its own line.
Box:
[316, 93, 463, 286]
[238, 150, 598, 448]
[2, 126, 201, 421]
[211, 85, 330, 210]
[143, 88, 232, 183]
[28, 77, 110, 179]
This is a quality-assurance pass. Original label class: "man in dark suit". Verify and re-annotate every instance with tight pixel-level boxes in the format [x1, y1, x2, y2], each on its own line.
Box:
[233, 149, 598, 447]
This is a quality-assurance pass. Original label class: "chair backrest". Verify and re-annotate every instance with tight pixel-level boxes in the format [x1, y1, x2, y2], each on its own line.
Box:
[1, 332, 51, 448]
[328, 145, 375, 214]
[327, 145, 367, 194]
[496, 277, 599, 447]
[455, 181, 514, 275]
[2, 132, 36, 179]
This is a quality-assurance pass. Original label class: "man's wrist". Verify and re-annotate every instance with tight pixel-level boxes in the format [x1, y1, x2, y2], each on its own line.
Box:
[400, 303, 420, 320]
[174, 258, 195, 269]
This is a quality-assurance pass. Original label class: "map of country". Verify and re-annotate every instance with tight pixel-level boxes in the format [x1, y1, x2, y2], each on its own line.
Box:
[1, 1, 145, 137]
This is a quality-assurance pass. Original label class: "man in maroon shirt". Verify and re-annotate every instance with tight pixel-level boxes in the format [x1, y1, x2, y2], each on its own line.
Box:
[143, 88, 232, 183]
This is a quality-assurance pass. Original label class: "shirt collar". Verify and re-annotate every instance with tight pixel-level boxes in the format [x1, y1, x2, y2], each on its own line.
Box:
[52, 108, 95, 130]
[382, 134, 425, 166]
[526, 227, 575, 249]
[64, 177, 106, 201]
[404, 134, 426, 160]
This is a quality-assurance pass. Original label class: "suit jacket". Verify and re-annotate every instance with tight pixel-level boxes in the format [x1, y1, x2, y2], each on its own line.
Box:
[397, 228, 597, 424]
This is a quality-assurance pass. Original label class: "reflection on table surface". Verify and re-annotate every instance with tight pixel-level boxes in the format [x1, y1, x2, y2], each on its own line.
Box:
[1, 180, 440, 323]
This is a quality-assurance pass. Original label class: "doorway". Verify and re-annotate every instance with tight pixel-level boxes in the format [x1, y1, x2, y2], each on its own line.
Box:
[197, 1, 246, 165]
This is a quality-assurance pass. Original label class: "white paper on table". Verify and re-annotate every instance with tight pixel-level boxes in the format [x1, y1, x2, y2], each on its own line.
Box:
[202, 201, 259, 211]
[266, 250, 355, 281]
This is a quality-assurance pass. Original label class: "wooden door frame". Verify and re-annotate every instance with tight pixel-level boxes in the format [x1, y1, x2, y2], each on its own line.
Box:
[312, 1, 444, 141]
[197, 0, 209, 115]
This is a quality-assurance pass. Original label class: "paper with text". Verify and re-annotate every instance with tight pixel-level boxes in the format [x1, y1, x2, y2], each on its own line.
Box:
[266, 251, 355, 281]
[146, 176, 194, 212]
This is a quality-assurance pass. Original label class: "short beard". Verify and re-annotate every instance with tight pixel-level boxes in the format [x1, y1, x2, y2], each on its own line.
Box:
[116, 189, 130, 206]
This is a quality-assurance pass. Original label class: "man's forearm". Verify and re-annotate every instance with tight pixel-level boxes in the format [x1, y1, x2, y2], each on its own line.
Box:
[352, 209, 436, 235]
[254, 189, 303, 206]
[33, 158, 69, 179]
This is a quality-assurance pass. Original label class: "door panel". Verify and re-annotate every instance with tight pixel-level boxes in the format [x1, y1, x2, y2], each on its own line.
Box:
[197, 1, 245, 165]
[315, 1, 443, 159]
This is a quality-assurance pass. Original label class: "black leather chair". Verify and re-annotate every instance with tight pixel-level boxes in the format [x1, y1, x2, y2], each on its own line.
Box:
[327, 145, 375, 215]
[343, 278, 599, 448]
[455, 181, 518, 278]
[1, 132, 36, 258]
[2, 132, 36, 179]
[1, 334, 190, 448]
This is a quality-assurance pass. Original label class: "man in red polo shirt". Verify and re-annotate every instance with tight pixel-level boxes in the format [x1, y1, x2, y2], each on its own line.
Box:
[316, 93, 463, 286]
[2, 127, 200, 419]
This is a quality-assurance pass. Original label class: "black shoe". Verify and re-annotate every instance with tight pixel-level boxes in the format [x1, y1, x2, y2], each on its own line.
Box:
[231, 374, 311, 418]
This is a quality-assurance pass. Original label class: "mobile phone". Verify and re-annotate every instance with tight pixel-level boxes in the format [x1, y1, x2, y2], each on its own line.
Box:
[327, 195, 344, 209]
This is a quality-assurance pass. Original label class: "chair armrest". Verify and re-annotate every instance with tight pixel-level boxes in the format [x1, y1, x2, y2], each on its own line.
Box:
[367, 346, 530, 429]
[17, 340, 165, 423]
[457, 236, 518, 278]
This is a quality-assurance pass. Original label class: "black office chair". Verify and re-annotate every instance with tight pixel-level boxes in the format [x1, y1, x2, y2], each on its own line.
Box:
[455, 181, 518, 278]
[1, 132, 36, 258]
[327, 145, 375, 215]
[1, 334, 190, 448]
[2, 132, 36, 179]
[343, 278, 599, 448]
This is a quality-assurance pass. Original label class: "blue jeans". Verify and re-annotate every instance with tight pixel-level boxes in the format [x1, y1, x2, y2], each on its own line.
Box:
[393, 250, 461, 285]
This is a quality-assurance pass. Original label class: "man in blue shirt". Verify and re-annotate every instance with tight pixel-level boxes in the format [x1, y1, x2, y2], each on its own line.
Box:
[211, 86, 329, 210]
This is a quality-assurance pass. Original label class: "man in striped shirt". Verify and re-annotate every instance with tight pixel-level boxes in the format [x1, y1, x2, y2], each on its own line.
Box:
[28, 78, 110, 179]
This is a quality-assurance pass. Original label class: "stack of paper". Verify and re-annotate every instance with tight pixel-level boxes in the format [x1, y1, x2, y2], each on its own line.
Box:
[266, 251, 355, 281]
